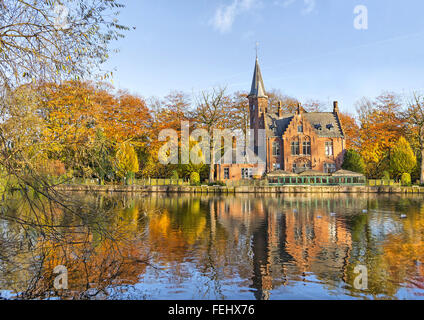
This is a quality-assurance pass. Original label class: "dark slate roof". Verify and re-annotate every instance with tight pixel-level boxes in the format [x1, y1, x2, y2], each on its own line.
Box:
[266, 113, 293, 137]
[266, 112, 344, 138]
[248, 58, 267, 98]
[303, 112, 344, 138]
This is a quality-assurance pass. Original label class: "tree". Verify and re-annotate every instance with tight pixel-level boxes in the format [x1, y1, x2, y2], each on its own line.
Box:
[191, 87, 232, 182]
[0, 0, 128, 92]
[302, 99, 326, 112]
[356, 93, 405, 177]
[266, 89, 299, 114]
[339, 113, 361, 151]
[390, 137, 416, 179]
[87, 129, 114, 185]
[342, 150, 365, 174]
[405, 92, 424, 183]
[115, 142, 140, 185]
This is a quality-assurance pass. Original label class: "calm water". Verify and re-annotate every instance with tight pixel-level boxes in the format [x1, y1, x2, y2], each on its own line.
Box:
[1, 193, 424, 300]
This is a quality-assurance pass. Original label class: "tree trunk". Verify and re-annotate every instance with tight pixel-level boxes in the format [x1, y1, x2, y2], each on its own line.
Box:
[209, 132, 215, 183]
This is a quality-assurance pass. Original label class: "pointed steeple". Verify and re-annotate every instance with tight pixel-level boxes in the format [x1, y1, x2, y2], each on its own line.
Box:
[248, 57, 267, 98]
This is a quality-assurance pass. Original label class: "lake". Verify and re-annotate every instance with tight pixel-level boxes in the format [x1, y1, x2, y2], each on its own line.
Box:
[1, 193, 424, 300]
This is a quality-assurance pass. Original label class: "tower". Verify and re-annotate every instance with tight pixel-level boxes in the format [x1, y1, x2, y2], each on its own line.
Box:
[248, 57, 268, 154]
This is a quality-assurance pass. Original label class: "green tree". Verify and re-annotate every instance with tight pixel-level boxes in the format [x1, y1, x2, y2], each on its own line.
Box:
[390, 137, 417, 178]
[401, 173, 412, 186]
[88, 130, 114, 185]
[342, 149, 365, 174]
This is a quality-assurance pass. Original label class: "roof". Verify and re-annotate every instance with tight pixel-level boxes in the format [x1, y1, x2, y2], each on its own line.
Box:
[298, 170, 330, 176]
[266, 112, 344, 138]
[267, 169, 365, 178]
[248, 58, 267, 98]
[267, 170, 293, 177]
[331, 170, 365, 177]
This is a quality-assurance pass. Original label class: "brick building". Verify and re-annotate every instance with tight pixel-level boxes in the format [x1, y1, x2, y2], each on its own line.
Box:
[216, 57, 346, 181]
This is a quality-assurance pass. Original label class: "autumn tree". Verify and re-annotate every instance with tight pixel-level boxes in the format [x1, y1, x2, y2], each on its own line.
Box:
[390, 136, 416, 179]
[302, 99, 326, 112]
[405, 92, 424, 183]
[356, 93, 405, 177]
[266, 89, 299, 114]
[0, 0, 128, 192]
[191, 87, 232, 182]
[339, 113, 361, 151]
[145, 92, 191, 178]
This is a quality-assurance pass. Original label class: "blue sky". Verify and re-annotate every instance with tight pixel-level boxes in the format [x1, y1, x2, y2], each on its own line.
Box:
[104, 0, 424, 113]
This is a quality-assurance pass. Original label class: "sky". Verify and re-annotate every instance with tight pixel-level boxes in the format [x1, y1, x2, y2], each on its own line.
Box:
[103, 0, 424, 113]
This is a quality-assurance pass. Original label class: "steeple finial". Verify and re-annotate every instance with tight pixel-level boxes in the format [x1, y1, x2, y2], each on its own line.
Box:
[255, 41, 259, 59]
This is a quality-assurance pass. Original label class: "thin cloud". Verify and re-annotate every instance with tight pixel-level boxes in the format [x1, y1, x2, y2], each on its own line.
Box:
[210, 0, 257, 33]
[274, 0, 316, 15]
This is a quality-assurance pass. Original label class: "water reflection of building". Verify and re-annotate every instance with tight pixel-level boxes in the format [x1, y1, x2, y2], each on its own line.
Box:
[213, 195, 353, 300]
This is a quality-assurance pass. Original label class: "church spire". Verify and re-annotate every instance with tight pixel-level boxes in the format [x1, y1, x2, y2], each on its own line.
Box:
[248, 57, 267, 98]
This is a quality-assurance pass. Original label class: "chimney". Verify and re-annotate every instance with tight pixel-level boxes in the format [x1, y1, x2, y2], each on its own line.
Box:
[296, 102, 303, 115]
[277, 101, 283, 118]
[333, 101, 339, 114]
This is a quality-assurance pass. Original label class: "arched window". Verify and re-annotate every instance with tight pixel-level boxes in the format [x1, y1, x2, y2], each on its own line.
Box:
[272, 141, 281, 156]
[302, 140, 311, 155]
[291, 141, 300, 155]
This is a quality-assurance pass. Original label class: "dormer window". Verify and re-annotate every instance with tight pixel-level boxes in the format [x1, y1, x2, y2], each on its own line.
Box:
[326, 124, 334, 130]
[314, 124, 322, 130]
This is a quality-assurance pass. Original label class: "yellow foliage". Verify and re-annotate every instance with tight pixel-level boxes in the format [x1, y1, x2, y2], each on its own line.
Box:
[115, 141, 139, 177]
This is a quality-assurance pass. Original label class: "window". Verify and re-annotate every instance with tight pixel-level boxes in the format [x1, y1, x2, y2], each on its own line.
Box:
[324, 163, 336, 173]
[224, 168, 230, 179]
[272, 141, 281, 156]
[292, 163, 297, 173]
[302, 141, 311, 155]
[325, 141, 334, 156]
[298, 125, 303, 133]
[291, 141, 300, 155]
[273, 163, 281, 170]
[241, 168, 253, 179]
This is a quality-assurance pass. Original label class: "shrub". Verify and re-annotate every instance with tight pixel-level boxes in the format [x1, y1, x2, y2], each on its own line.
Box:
[381, 171, 390, 181]
[401, 173, 411, 186]
[190, 172, 200, 186]
[208, 181, 226, 186]
[171, 170, 179, 180]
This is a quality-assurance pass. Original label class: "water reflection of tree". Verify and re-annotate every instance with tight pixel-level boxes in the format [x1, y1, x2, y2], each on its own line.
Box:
[0, 192, 151, 299]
